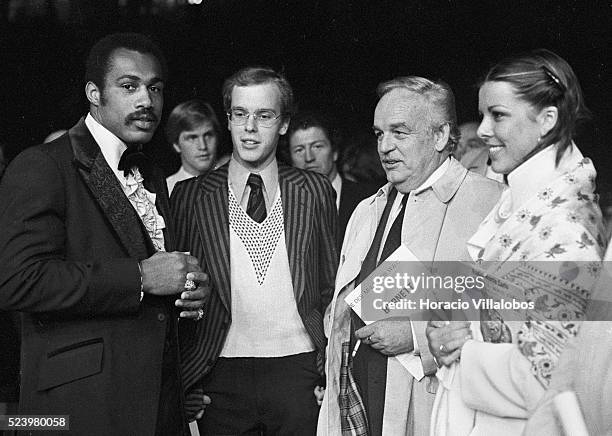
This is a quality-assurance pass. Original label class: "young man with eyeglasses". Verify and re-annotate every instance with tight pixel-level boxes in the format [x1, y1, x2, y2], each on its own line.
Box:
[171, 67, 338, 434]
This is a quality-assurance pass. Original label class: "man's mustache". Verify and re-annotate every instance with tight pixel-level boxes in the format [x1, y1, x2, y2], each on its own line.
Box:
[126, 109, 158, 123]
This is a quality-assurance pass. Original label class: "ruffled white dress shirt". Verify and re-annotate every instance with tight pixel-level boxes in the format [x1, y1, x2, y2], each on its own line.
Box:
[85, 114, 165, 251]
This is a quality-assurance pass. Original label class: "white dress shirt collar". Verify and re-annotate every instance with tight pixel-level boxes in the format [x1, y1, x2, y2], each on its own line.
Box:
[413, 156, 451, 194]
[85, 113, 128, 187]
[176, 165, 200, 179]
[166, 166, 199, 195]
[228, 155, 279, 210]
[331, 172, 342, 210]
[375, 156, 452, 201]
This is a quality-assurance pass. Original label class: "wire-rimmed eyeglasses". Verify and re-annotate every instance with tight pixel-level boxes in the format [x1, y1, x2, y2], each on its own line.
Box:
[227, 108, 282, 128]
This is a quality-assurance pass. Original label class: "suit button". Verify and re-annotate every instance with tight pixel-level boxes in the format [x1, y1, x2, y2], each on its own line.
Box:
[157, 313, 166, 322]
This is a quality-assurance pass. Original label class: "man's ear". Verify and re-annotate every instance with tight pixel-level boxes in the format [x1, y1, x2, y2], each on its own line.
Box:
[434, 123, 451, 152]
[279, 116, 290, 136]
[85, 81, 101, 106]
[538, 106, 558, 137]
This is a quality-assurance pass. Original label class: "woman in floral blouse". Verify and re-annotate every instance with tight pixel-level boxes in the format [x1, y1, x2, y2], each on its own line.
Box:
[427, 49, 606, 436]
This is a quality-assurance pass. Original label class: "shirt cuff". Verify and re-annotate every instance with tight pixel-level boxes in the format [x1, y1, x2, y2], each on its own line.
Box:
[137, 261, 144, 302]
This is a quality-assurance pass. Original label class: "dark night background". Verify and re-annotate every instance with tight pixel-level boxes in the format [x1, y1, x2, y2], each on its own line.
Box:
[0, 0, 609, 183]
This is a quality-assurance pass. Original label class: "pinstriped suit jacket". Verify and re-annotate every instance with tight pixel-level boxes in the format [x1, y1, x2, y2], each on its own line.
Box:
[171, 161, 339, 393]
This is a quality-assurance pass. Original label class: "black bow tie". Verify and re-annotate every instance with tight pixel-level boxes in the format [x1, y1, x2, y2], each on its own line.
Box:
[117, 145, 157, 193]
[118, 145, 149, 177]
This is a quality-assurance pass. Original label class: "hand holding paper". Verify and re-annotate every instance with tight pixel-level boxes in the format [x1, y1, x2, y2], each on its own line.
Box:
[345, 244, 427, 379]
[355, 319, 414, 356]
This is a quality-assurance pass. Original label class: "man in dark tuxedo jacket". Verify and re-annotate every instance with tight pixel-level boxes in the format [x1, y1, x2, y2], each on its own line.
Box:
[0, 33, 209, 436]
[172, 67, 338, 434]
[286, 111, 378, 249]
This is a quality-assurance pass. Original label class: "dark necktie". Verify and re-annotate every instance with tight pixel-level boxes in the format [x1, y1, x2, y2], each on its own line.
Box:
[351, 187, 409, 435]
[379, 194, 409, 262]
[246, 173, 266, 223]
[356, 188, 408, 284]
